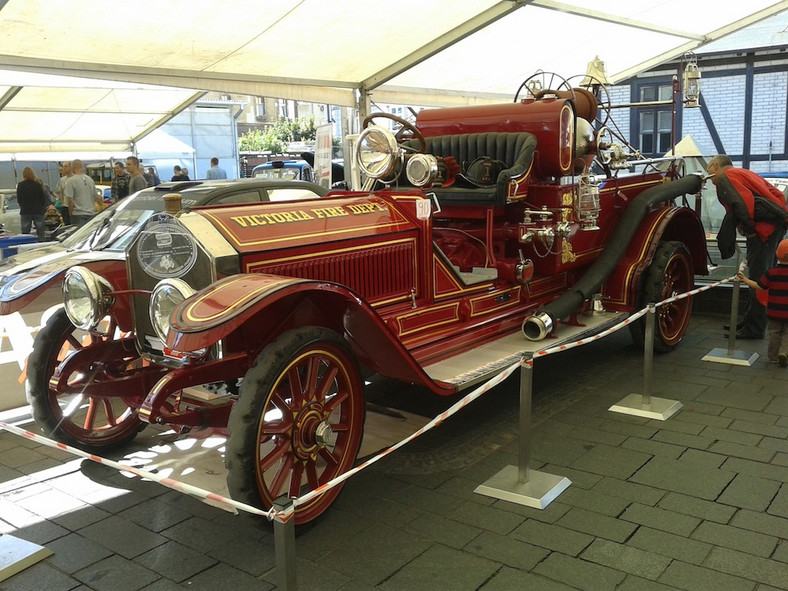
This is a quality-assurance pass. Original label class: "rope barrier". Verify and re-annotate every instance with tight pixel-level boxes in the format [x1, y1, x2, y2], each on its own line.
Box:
[0, 275, 736, 522]
[0, 420, 271, 518]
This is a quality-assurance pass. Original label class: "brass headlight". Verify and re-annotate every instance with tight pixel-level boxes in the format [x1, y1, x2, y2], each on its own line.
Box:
[63, 266, 115, 330]
[149, 278, 195, 343]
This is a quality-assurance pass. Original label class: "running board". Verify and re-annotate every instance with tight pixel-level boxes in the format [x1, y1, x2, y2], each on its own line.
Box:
[423, 311, 628, 391]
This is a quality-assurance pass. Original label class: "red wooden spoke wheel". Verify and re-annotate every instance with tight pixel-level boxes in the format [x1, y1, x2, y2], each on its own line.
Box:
[630, 241, 694, 352]
[226, 327, 365, 526]
[26, 308, 145, 449]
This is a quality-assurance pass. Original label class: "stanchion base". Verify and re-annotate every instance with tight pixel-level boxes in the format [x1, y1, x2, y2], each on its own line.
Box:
[702, 347, 759, 366]
[474, 465, 571, 509]
[609, 393, 683, 421]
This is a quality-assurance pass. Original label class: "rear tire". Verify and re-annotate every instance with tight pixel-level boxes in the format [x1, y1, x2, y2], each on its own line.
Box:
[629, 241, 694, 352]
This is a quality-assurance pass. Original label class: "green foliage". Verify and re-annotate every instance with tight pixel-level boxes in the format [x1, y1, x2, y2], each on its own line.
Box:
[238, 115, 319, 154]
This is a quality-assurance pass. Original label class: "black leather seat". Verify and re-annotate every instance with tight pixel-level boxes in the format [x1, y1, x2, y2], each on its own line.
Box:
[407, 131, 537, 207]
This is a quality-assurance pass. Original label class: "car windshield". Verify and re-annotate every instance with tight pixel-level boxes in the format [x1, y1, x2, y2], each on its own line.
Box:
[61, 191, 173, 252]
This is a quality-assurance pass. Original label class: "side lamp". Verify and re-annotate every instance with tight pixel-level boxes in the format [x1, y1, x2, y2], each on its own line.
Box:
[683, 54, 701, 108]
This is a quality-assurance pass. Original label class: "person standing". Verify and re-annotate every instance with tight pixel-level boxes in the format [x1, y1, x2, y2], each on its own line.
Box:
[171, 165, 185, 181]
[111, 161, 131, 202]
[64, 159, 98, 228]
[737, 239, 788, 366]
[707, 154, 788, 339]
[54, 161, 73, 226]
[205, 157, 228, 179]
[181, 168, 190, 181]
[16, 167, 49, 241]
[125, 156, 148, 195]
[146, 167, 161, 186]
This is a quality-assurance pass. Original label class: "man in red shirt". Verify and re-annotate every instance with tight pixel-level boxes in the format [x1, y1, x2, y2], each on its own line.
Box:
[707, 154, 788, 339]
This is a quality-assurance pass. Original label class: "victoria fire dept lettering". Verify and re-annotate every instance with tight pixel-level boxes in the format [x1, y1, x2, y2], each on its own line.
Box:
[229, 201, 388, 228]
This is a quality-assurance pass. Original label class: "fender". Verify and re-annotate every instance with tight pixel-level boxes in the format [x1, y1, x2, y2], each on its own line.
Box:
[0, 252, 128, 318]
[603, 205, 708, 309]
[167, 273, 457, 395]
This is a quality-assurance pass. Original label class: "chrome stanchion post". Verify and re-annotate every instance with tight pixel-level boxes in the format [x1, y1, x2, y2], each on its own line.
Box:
[609, 302, 683, 420]
[517, 352, 533, 485]
[642, 303, 655, 406]
[727, 267, 741, 356]
[702, 244, 759, 366]
[273, 496, 297, 591]
[474, 353, 571, 509]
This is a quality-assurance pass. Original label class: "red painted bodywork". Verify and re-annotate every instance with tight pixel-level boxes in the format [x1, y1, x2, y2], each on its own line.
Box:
[21, 95, 708, 429]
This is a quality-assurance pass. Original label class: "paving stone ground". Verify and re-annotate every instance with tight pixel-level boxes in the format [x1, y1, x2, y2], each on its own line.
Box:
[0, 304, 786, 591]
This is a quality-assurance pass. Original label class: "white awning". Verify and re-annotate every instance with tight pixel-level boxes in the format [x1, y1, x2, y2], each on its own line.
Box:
[0, 0, 786, 153]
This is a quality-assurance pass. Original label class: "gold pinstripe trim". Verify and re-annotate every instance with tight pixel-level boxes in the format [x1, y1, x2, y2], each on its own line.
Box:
[396, 302, 460, 337]
[182, 276, 297, 324]
[469, 286, 521, 316]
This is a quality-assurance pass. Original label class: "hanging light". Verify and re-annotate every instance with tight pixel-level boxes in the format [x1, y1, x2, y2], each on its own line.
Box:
[683, 53, 701, 108]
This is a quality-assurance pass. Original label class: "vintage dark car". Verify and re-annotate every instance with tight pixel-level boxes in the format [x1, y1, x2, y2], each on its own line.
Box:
[15, 78, 708, 525]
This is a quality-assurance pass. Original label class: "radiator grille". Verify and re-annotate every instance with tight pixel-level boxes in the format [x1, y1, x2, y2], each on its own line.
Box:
[257, 242, 415, 302]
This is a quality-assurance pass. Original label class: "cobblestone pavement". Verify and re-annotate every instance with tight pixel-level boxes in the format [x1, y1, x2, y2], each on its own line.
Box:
[1, 309, 787, 591]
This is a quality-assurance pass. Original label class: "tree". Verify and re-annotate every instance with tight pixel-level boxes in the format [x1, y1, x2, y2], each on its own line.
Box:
[238, 115, 318, 154]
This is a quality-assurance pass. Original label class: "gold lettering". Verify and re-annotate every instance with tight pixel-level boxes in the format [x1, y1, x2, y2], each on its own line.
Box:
[311, 206, 349, 218]
[294, 210, 314, 221]
[230, 216, 248, 228]
[281, 212, 299, 222]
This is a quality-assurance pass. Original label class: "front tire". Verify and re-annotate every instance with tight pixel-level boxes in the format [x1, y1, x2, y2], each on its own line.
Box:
[226, 327, 365, 526]
[26, 308, 144, 449]
[629, 241, 694, 352]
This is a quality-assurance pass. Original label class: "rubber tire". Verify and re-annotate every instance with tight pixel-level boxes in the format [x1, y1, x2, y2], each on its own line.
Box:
[225, 327, 365, 526]
[629, 241, 694, 352]
[26, 308, 144, 450]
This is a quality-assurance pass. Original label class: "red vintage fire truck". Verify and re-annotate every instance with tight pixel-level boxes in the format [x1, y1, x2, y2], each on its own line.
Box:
[7, 76, 707, 524]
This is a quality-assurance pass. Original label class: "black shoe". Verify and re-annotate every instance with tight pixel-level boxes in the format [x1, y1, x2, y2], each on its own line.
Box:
[722, 323, 744, 331]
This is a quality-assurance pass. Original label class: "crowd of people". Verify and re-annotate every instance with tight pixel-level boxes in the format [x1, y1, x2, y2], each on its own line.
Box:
[13, 157, 231, 238]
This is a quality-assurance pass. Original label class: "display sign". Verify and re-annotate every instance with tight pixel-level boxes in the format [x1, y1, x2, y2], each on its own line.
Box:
[314, 123, 333, 190]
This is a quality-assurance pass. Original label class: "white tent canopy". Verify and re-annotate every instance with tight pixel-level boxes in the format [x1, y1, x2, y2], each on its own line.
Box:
[0, 70, 202, 154]
[0, 0, 786, 154]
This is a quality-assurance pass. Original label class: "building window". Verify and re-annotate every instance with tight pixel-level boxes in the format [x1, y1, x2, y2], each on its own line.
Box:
[636, 83, 674, 157]
[256, 99, 265, 118]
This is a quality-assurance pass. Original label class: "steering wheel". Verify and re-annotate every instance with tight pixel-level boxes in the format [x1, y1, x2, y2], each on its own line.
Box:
[513, 71, 574, 103]
[362, 112, 426, 153]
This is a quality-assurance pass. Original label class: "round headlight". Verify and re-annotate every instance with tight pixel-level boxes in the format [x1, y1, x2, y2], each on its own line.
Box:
[63, 266, 115, 330]
[356, 125, 401, 180]
[406, 153, 440, 187]
[150, 278, 195, 343]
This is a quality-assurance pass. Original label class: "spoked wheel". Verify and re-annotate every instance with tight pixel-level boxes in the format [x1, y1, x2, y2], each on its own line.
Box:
[630, 241, 694, 352]
[513, 71, 574, 103]
[226, 327, 365, 526]
[567, 74, 612, 127]
[26, 308, 145, 450]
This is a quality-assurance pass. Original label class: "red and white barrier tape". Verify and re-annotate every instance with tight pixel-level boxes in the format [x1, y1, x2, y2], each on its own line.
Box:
[289, 356, 524, 519]
[0, 420, 270, 518]
[658, 275, 733, 306]
[1, 276, 736, 522]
